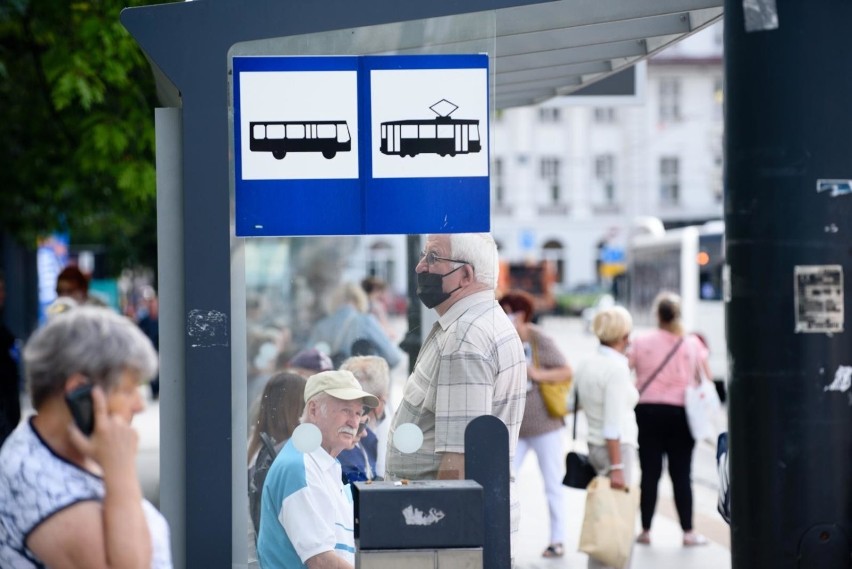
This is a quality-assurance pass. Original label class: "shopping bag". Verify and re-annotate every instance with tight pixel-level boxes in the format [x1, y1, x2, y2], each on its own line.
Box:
[685, 379, 722, 442]
[578, 477, 640, 569]
[562, 451, 597, 489]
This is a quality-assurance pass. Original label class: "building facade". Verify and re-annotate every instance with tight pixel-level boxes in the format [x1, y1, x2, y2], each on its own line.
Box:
[489, 22, 724, 290]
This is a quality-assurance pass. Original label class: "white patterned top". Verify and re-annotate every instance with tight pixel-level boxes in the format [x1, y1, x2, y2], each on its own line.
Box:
[0, 418, 172, 568]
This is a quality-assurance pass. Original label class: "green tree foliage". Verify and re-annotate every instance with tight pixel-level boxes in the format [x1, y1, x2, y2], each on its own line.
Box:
[0, 0, 166, 272]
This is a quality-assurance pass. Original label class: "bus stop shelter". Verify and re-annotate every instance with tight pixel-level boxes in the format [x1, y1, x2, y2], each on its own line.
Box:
[122, 1, 852, 568]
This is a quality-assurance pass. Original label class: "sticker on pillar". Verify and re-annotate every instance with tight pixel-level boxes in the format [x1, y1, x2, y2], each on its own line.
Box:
[370, 69, 488, 179]
[816, 179, 852, 198]
[238, 70, 359, 180]
[794, 265, 844, 333]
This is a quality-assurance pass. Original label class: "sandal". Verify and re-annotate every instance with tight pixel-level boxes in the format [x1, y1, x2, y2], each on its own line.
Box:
[683, 532, 708, 546]
[636, 531, 651, 545]
[542, 543, 564, 558]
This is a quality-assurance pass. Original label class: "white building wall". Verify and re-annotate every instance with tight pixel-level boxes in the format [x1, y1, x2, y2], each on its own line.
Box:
[491, 22, 724, 290]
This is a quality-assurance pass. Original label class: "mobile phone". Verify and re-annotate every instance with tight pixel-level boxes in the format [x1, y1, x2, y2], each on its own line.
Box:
[65, 384, 95, 436]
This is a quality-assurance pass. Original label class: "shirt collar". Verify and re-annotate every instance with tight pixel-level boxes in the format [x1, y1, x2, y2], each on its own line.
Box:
[437, 289, 495, 330]
[307, 444, 338, 472]
[598, 343, 628, 364]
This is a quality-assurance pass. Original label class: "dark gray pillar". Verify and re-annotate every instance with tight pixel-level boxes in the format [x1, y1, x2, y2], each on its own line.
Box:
[725, 2, 852, 567]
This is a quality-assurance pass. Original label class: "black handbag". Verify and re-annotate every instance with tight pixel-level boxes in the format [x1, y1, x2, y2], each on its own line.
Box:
[562, 391, 597, 489]
[563, 450, 596, 489]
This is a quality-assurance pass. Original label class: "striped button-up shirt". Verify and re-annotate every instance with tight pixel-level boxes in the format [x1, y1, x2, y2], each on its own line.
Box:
[386, 290, 527, 479]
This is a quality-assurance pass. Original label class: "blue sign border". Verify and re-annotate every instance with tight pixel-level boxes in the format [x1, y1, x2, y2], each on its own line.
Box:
[233, 54, 490, 236]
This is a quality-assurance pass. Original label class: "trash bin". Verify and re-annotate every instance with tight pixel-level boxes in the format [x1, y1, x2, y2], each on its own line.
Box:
[353, 479, 484, 568]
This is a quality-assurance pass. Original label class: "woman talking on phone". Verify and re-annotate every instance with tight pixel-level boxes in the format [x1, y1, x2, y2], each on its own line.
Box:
[0, 306, 172, 568]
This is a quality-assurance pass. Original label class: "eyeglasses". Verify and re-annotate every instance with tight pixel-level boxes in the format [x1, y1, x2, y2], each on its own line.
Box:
[356, 417, 370, 436]
[419, 250, 468, 267]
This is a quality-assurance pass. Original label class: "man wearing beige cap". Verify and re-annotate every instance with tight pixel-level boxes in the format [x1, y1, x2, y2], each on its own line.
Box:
[257, 370, 378, 569]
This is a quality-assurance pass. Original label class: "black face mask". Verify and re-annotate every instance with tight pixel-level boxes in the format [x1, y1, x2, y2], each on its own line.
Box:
[416, 265, 465, 308]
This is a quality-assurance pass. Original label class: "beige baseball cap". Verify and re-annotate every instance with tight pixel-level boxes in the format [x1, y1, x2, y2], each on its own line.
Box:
[303, 370, 379, 408]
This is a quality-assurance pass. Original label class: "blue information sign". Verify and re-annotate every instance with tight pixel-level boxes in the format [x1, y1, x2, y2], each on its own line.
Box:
[232, 54, 490, 236]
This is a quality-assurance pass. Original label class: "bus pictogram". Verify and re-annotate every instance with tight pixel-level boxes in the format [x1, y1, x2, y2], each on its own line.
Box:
[380, 99, 481, 158]
[250, 120, 352, 159]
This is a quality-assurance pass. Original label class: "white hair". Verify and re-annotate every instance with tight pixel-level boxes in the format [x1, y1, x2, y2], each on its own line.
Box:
[301, 391, 333, 423]
[592, 306, 633, 345]
[339, 356, 389, 399]
[449, 233, 498, 289]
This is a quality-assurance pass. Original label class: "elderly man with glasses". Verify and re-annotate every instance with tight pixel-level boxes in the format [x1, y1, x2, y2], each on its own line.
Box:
[385, 232, 527, 560]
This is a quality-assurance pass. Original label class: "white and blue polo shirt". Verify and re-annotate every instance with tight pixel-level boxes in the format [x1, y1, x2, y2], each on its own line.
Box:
[256, 439, 355, 568]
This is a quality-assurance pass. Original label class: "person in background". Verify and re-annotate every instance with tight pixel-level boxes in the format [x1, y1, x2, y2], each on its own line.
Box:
[385, 233, 526, 562]
[256, 370, 378, 569]
[247, 372, 307, 550]
[55, 265, 90, 305]
[137, 286, 160, 400]
[629, 291, 709, 547]
[248, 372, 308, 467]
[285, 347, 334, 379]
[307, 282, 403, 369]
[499, 290, 573, 559]
[55, 265, 107, 307]
[569, 305, 639, 569]
[338, 355, 391, 481]
[0, 270, 21, 448]
[0, 306, 172, 568]
[361, 276, 397, 341]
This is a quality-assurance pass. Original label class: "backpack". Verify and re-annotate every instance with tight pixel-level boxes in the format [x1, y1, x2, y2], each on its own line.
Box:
[248, 431, 280, 536]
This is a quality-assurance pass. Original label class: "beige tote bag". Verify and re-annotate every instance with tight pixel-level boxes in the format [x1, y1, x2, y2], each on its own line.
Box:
[578, 477, 640, 569]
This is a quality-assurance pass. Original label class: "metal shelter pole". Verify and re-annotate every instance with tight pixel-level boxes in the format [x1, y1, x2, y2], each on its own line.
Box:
[725, 1, 852, 567]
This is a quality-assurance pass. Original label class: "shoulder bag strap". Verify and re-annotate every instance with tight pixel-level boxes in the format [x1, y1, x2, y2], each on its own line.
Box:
[530, 333, 540, 368]
[572, 390, 579, 440]
[638, 337, 684, 395]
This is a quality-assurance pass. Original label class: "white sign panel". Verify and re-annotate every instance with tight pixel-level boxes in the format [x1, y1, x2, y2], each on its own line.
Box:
[239, 70, 359, 180]
[370, 68, 489, 179]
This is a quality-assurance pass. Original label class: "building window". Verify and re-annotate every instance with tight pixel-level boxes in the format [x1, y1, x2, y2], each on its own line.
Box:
[659, 77, 681, 122]
[542, 240, 565, 285]
[660, 157, 680, 205]
[594, 154, 616, 205]
[593, 107, 616, 123]
[713, 154, 723, 203]
[540, 157, 561, 203]
[493, 158, 504, 205]
[367, 241, 395, 286]
[538, 107, 560, 123]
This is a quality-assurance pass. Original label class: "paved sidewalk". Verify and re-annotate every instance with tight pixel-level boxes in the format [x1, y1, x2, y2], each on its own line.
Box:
[513, 437, 731, 569]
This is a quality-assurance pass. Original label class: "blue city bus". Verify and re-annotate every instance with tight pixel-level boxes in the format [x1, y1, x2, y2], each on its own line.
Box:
[250, 120, 351, 159]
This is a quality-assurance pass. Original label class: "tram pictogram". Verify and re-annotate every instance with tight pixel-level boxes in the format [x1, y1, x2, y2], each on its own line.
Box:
[379, 99, 481, 158]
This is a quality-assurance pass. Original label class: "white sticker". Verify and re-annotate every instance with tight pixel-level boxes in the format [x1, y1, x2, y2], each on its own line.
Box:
[723, 264, 732, 303]
[401, 505, 446, 526]
[794, 265, 844, 333]
[824, 366, 852, 393]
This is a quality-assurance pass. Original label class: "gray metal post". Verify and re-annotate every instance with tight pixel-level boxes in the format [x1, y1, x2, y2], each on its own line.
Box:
[154, 108, 186, 569]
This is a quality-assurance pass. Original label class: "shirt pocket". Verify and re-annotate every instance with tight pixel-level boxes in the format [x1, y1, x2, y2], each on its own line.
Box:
[402, 376, 428, 409]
